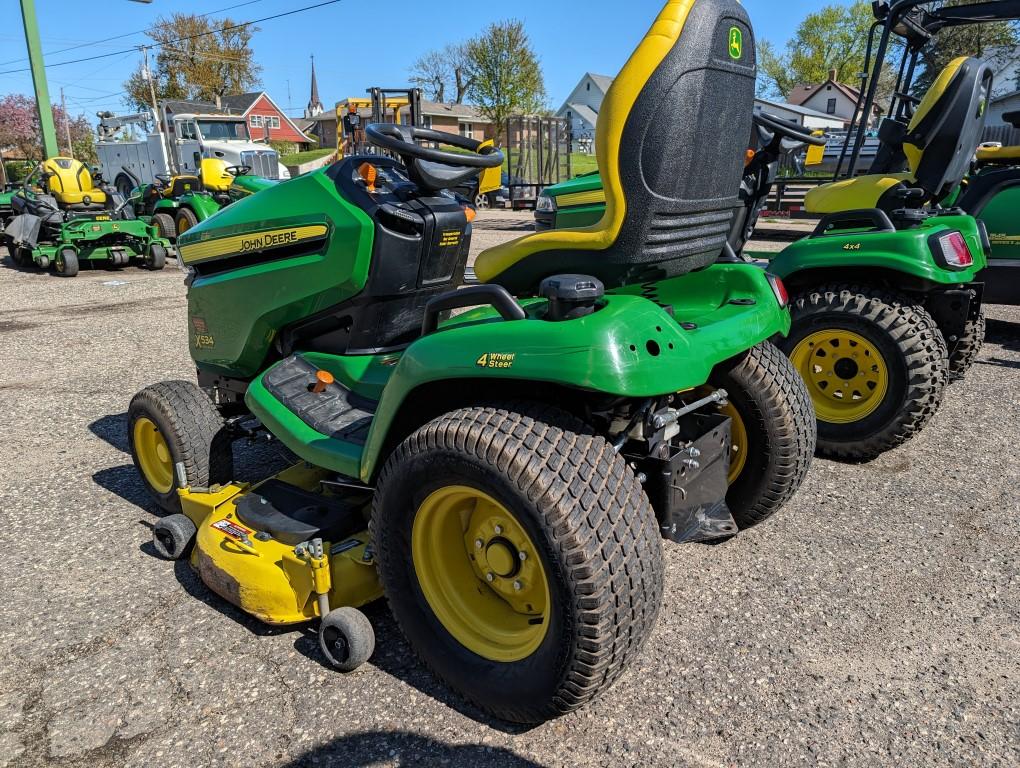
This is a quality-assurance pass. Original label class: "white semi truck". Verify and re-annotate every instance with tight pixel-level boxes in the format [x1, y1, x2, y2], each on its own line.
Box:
[96, 106, 290, 197]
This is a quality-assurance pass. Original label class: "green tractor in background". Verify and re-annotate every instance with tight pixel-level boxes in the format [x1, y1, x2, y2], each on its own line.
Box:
[128, 157, 278, 243]
[2, 157, 170, 276]
[539, 53, 992, 462]
[127, 0, 816, 723]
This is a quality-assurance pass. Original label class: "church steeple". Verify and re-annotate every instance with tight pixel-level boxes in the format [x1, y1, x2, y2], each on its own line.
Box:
[305, 55, 324, 118]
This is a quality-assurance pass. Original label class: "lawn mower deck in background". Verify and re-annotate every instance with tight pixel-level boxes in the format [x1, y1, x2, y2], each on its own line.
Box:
[3, 158, 169, 276]
[128, 158, 278, 243]
[128, 0, 816, 724]
[537, 53, 992, 461]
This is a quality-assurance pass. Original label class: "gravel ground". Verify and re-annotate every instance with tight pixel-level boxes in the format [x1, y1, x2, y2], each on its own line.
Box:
[0, 211, 1018, 768]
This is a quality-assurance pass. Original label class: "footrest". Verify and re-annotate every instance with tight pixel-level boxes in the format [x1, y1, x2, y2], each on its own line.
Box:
[234, 479, 365, 546]
[263, 355, 375, 444]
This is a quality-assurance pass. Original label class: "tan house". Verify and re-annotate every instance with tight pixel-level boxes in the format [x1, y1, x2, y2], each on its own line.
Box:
[787, 69, 882, 127]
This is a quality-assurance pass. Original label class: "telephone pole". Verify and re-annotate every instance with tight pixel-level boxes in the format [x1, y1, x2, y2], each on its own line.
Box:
[20, 0, 59, 159]
[60, 88, 73, 158]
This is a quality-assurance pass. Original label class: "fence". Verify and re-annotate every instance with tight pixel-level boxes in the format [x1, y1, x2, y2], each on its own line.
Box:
[503, 117, 572, 208]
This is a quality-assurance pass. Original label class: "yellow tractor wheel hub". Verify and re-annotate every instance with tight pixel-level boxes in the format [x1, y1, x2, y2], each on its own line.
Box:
[721, 401, 748, 484]
[791, 329, 890, 424]
[412, 485, 550, 663]
[133, 416, 174, 494]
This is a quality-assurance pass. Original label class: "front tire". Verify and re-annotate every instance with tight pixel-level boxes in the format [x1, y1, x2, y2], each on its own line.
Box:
[145, 243, 167, 271]
[372, 403, 664, 724]
[710, 342, 816, 529]
[55, 247, 79, 277]
[781, 284, 949, 461]
[127, 381, 234, 514]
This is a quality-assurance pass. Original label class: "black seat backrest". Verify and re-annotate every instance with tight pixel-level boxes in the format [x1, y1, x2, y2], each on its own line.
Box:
[473, 0, 757, 292]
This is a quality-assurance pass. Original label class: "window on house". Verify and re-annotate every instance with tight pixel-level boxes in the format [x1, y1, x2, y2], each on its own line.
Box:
[422, 115, 433, 129]
[269, 116, 280, 129]
[250, 115, 263, 128]
[827, 98, 837, 114]
[459, 122, 473, 137]
[586, 82, 591, 91]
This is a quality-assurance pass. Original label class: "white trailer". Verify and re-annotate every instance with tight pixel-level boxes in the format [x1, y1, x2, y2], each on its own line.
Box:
[96, 107, 290, 197]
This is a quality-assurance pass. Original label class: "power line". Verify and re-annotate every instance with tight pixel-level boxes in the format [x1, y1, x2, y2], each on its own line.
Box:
[0, 0, 268, 67]
[0, 0, 342, 76]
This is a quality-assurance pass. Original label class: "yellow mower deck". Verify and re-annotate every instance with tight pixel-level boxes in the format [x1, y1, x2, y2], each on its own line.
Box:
[178, 464, 382, 626]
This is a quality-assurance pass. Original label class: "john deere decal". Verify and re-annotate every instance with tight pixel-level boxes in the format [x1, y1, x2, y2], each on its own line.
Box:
[728, 27, 743, 60]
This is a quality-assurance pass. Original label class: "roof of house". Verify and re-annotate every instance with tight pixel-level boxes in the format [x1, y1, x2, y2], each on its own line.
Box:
[419, 100, 491, 122]
[560, 102, 598, 127]
[220, 93, 263, 114]
[787, 78, 879, 113]
[992, 89, 1020, 104]
[588, 73, 615, 93]
[164, 93, 311, 141]
[755, 98, 846, 122]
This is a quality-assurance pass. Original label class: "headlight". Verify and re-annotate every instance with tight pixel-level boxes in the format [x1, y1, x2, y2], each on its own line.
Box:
[536, 193, 557, 213]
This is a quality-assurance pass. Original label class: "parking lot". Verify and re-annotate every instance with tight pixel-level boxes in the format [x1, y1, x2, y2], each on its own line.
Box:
[0, 210, 1018, 768]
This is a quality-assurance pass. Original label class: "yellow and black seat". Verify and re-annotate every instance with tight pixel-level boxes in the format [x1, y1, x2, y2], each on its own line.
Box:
[805, 57, 993, 216]
[474, 0, 757, 293]
[163, 174, 203, 198]
[43, 157, 107, 210]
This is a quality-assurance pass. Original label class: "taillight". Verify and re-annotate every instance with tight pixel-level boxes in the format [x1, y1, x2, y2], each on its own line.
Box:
[932, 231, 974, 269]
[766, 273, 789, 308]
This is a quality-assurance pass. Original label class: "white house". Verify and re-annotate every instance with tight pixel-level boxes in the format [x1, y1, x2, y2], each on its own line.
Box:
[556, 73, 614, 152]
[983, 45, 1020, 99]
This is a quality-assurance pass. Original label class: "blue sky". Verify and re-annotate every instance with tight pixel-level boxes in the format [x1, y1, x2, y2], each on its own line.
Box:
[2, 0, 855, 120]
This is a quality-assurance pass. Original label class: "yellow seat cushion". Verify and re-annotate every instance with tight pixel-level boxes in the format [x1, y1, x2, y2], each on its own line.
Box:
[51, 188, 108, 206]
[975, 145, 1020, 164]
[804, 173, 914, 214]
[474, 0, 696, 284]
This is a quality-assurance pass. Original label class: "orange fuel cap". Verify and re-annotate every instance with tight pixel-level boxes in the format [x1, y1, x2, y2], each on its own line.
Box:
[358, 162, 377, 192]
[744, 148, 756, 166]
[462, 205, 477, 223]
[311, 370, 334, 394]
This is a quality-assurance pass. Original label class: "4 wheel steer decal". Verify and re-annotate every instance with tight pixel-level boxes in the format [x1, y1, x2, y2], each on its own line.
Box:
[476, 353, 516, 369]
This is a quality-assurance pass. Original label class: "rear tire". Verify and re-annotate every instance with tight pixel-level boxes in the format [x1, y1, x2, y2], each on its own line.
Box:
[127, 381, 234, 514]
[710, 342, 816, 529]
[175, 207, 199, 237]
[372, 403, 664, 724]
[949, 308, 985, 378]
[55, 247, 78, 277]
[151, 212, 177, 242]
[780, 284, 949, 461]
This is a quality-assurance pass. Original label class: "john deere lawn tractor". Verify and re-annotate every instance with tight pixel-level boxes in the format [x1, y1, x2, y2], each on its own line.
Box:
[3, 157, 169, 276]
[540, 53, 992, 461]
[127, 0, 815, 723]
[128, 158, 278, 243]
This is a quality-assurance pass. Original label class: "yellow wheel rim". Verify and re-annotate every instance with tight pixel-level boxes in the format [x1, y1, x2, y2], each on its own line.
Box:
[720, 401, 748, 485]
[791, 329, 890, 424]
[411, 485, 550, 663]
[133, 417, 174, 494]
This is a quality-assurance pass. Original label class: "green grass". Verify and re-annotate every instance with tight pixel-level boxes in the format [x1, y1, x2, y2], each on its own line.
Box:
[280, 148, 334, 166]
[570, 153, 599, 177]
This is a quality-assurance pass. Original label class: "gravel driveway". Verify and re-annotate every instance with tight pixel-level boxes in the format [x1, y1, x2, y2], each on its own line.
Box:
[0, 213, 1017, 767]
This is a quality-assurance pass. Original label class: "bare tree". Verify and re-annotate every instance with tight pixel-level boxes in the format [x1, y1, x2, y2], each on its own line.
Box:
[447, 43, 475, 104]
[410, 49, 450, 103]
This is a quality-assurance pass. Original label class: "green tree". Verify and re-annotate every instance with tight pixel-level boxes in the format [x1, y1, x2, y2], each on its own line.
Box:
[913, 1, 1020, 94]
[465, 20, 545, 140]
[124, 13, 261, 111]
[758, 2, 875, 98]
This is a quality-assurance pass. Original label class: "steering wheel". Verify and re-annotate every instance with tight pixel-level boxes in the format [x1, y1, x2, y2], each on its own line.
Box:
[366, 124, 504, 169]
[753, 112, 828, 154]
[226, 165, 251, 177]
[154, 173, 172, 187]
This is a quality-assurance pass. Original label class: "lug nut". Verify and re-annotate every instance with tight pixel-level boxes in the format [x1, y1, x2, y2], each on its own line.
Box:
[518, 551, 527, 561]
[513, 580, 523, 591]
[493, 524, 503, 535]
[474, 538, 484, 549]
[485, 572, 495, 582]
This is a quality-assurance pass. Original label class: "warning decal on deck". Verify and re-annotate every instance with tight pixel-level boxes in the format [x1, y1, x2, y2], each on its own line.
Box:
[211, 518, 254, 541]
